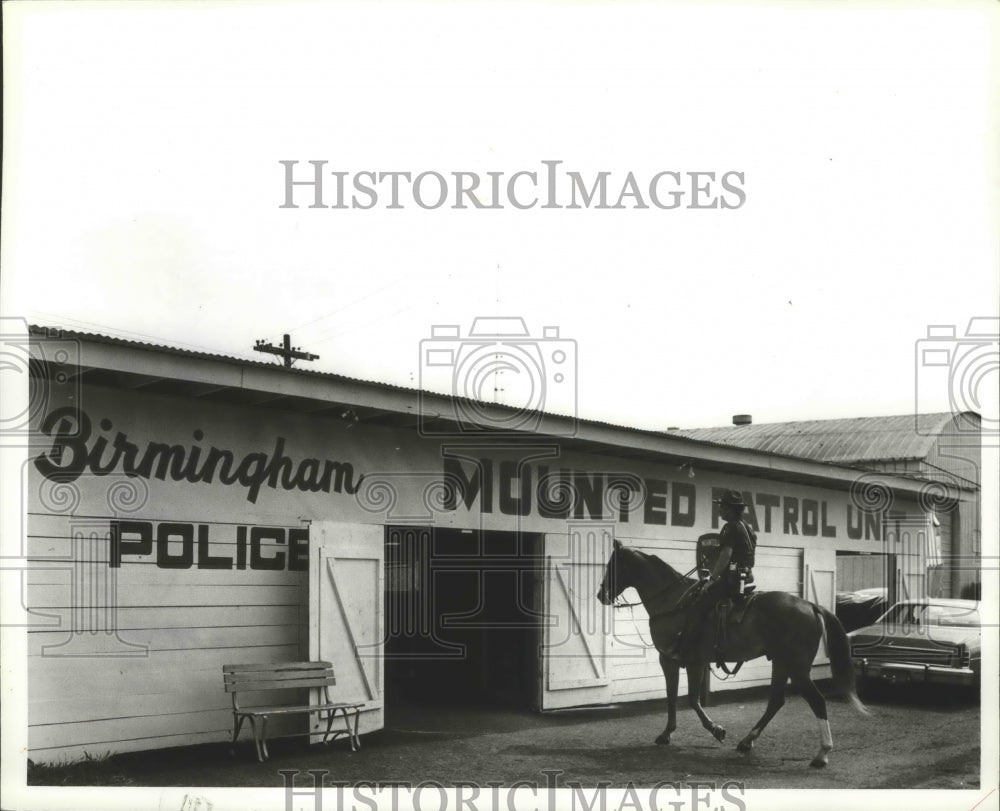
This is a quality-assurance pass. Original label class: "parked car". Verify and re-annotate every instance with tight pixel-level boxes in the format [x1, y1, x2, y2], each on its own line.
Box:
[847, 598, 981, 690]
[835, 587, 888, 633]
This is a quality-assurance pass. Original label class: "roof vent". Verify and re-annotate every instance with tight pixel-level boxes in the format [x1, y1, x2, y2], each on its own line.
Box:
[732, 414, 752, 426]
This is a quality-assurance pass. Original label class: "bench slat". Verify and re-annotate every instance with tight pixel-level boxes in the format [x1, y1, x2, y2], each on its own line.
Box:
[236, 702, 364, 716]
[224, 661, 332, 673]
[225, 676, 336, 692]
[225, 670, 335, 684]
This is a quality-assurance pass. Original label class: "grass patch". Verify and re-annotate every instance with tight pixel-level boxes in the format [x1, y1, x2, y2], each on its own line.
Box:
[27, 750, 134, 786]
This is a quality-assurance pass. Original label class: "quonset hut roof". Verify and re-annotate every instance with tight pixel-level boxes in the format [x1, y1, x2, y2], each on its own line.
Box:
[672, 413, 978, 465]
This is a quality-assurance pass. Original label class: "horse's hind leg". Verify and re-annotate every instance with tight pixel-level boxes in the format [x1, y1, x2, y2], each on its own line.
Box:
[790, 668, 833, 768]
[655, 654, 680, 744]
[685, 663, 726, 743]
[737, 663, 788, 753]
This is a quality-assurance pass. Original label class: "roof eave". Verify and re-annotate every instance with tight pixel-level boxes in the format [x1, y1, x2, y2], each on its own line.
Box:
[36, 327, 965, 500]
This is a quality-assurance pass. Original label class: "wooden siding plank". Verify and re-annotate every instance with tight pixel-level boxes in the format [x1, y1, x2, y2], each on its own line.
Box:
[26, 584, 304, 608]
[28, 624, 300, 656]
[29, 729, 230, 762]
[30, 689, 265, 726]
[25, 561, 307, 587]
[26, 604, 305, 630]
[28, 646, 302, 698]
[27, 708, 305, 751]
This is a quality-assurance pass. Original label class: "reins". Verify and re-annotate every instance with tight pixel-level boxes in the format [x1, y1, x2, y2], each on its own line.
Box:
[611, 565, 700, 612]
[604, 554, 750, 679]
[612, 566, 701, 648]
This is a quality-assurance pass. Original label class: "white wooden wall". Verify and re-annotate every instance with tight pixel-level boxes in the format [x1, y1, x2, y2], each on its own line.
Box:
[26, 514, 306, 760]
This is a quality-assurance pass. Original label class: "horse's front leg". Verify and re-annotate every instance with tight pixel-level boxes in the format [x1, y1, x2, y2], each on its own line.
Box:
[655, 653, 679, 745]
[685, 663, 726, 743]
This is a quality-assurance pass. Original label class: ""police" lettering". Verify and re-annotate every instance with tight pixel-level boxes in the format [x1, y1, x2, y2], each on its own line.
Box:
[109, 520, 310, 570]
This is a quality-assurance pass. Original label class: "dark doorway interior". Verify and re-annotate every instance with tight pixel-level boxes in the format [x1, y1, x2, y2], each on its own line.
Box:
[385, 527, 542, 709]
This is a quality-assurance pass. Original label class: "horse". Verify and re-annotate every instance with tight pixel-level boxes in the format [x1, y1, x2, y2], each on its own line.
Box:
[596, 539, 866, 768]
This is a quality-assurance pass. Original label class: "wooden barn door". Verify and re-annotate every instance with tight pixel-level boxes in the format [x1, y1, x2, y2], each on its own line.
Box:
[309, 522, 384, 739]
[804, 548, 835, 666]
[539, 525, 613, 709]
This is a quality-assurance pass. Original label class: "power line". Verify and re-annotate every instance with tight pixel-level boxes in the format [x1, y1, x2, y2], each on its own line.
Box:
[288, 272, 418, 335]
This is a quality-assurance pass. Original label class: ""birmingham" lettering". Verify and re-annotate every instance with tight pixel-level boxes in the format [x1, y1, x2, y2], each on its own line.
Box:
[33, 407, 364, 504]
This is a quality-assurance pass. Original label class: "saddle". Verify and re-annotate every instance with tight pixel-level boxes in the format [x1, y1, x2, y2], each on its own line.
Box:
[710, 591, 760, 675]
[717, 591, 758, 625]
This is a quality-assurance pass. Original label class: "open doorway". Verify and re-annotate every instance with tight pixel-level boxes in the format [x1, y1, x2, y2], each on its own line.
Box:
[384, 526, 543, 710]
[835, 551, 896, 632]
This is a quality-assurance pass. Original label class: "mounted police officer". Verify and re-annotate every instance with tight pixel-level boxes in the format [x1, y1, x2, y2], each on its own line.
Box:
[712, 490, 757, 599]
[668, 489, 757, 662]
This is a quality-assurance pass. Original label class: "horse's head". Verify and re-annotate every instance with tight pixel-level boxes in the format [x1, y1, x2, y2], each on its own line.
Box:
[597, 539, 642, 605]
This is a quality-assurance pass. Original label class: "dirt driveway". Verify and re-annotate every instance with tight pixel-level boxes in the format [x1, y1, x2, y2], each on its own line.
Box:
[30, 683, 982, 792]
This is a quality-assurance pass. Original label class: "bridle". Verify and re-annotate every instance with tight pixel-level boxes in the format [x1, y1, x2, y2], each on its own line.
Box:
[604, 566, 704, 650]
[601, 556, 745, 675]
[607, 563, 699, 608]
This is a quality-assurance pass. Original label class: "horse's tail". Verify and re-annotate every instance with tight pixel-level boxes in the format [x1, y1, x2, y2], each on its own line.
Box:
[816, 605, 868, 715]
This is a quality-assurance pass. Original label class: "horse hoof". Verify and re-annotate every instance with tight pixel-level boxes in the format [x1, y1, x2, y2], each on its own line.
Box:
[736, 740, 753, 753]
[810, 758, 828, 769]
[654, 734, 671, 745]
[711, 725, 726, 743]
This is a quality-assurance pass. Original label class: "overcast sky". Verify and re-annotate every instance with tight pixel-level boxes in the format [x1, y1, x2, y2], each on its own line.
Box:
[3, 1, 998, 432]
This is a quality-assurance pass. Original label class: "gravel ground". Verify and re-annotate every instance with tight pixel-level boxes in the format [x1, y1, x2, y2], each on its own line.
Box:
[29, 682, 982, 791]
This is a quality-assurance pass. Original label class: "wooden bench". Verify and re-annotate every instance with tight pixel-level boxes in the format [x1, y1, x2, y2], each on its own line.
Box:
[223, 661, 364, 762]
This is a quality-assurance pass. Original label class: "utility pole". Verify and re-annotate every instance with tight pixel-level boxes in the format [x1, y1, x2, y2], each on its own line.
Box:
[253, 334, 319, 368]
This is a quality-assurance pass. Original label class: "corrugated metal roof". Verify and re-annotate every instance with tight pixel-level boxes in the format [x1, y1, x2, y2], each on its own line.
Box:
[673, 413, 974, 463]
[28, 323, 420, 395]
[28, 323, 689, 437]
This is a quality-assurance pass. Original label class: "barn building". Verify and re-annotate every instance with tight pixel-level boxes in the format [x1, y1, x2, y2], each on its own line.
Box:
[22, 326, 977, 761]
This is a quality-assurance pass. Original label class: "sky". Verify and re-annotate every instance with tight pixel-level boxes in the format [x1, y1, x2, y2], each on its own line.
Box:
[2, 0, 998, 433]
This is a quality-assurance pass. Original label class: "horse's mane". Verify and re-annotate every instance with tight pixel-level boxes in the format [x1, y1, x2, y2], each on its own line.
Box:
[627, 547, 694, 586]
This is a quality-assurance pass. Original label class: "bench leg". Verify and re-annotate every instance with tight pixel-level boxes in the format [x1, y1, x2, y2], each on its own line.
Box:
[346, 706, 361, 752]
[235, 705, 361, 761]
[319, 707, 360, 751]
[231, 713, 246, 755]
[258, 715, 270, 762]
[321, 708, 336, 745]
[245, 715, 265, 762]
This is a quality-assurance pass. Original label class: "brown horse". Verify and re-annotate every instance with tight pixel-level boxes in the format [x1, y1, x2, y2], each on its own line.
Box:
[596, 540, 866, 768]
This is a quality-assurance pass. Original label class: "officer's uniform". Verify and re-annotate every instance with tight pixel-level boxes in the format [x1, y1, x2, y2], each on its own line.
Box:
[717, 516, 757, 599]
[671, 490, 757, 663]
